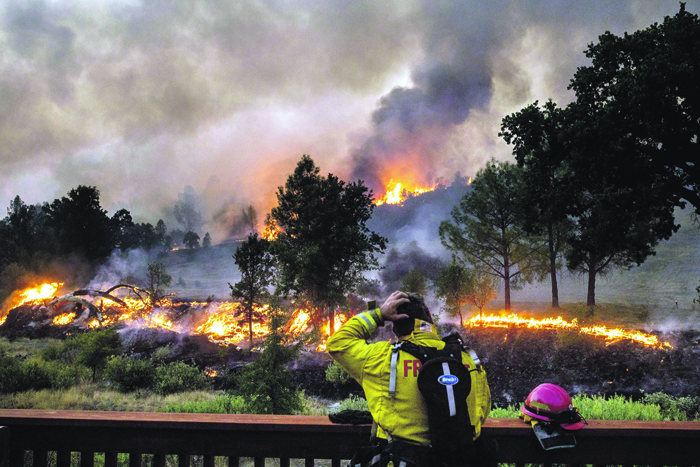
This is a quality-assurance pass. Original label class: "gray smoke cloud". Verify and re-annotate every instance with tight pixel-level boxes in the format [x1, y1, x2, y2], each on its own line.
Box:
[0, 0, 695, 240]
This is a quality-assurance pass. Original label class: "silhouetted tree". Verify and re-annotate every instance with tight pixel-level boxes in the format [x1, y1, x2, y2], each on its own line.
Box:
[202, 232, 212, 248]
[470, 271, 498, 321]
[134, 223, 160, 251]
[500, 100, 574, 307]
[241, 205, 258, 234]
[183, 231, 200, 249]
[230, 233, 274, 349]
[439, 160, 544, 310]
[155, 219, 167, 249]
[145, 262, 172, 310]
[110, 209, 137, 251]
[174, 186, 203, 234]
[270, 155, 386, 334]
[569, 4, 700, 215]
[436, 262, 474, 327]
[400, 269, 429, 296]
[44, 186, 113, 261]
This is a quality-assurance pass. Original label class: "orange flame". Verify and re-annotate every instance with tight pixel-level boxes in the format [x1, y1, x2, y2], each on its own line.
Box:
[467, 313, 672, 349]
[1, 282, 64, 326]
[195, 303, 272, 346]
[375, 179, 436, 206]
[316, 313, 348, 351]
[14, 282, 63, 308]
[287, 308, 312, 335]
[52, 312, 76, 325]
[262, 224, 281, 241]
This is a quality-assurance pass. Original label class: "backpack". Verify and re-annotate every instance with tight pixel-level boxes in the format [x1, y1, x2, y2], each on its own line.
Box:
[389, 333, 480, 466]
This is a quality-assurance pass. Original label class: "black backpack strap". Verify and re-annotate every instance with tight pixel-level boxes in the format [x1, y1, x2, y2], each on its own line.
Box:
[397, 341, 441, 363]
[444, 332, 482, 370]
[389, 342, 439, 397]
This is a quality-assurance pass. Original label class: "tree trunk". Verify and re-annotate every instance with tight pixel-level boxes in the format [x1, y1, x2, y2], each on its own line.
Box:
[587, 268, 596, 306]
[503, 262, 511, 310]
[329, 306, 335, 336]
[548, 224, 559, 308]
[248, 308, 254, 350]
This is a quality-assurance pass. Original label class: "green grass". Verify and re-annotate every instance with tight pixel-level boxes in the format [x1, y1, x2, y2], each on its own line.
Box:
[491, 393, 700, 422]
[0, 383, 221, 411]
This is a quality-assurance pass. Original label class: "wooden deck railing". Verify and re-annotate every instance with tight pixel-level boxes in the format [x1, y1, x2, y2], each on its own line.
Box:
[1, 410, 699, 467]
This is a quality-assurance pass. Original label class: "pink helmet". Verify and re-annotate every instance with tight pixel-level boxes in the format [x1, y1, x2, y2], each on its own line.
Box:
[521, 383, 586, 430]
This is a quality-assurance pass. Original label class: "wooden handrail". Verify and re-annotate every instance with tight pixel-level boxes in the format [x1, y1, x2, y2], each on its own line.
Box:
[1, 410, 699, 466]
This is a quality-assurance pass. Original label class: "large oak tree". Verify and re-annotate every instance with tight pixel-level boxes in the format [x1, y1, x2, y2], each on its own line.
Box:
[500, 100, 574, 308]
[569, 3, 699, 215]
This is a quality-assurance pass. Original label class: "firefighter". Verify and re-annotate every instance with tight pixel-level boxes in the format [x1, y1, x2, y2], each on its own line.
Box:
[327, 291, 493, 467]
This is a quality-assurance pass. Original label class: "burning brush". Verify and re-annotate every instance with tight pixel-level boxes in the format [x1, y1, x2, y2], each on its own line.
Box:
[467, 313, 673, 350]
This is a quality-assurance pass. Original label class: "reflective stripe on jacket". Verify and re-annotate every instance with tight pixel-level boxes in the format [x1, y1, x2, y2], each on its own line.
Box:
[327, 310, 491, 447]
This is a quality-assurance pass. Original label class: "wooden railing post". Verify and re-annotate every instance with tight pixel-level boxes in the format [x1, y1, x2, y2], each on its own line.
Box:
[32, 450, 47, 467]
[81, 451, 95, 467]
[129, 453, 142, 467]
[56, 451, 71, 467]
[105, 451, 118, 467]
[8, 450, 23, 467]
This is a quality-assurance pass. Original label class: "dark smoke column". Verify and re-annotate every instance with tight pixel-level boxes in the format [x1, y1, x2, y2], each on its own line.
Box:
[351, 2, 497, 193]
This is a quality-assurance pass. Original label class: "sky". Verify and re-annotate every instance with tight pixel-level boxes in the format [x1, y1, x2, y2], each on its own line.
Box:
[1, 0, 698, 242]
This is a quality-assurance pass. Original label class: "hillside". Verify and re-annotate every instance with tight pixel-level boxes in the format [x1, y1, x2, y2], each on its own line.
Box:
[157, 189, 700, 324]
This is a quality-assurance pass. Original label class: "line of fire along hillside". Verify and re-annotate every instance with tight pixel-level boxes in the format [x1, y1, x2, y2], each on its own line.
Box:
[1, 282, 673, 351]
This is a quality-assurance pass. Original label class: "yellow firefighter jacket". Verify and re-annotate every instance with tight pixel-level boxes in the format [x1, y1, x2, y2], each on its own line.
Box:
[327, 310, 491, 447]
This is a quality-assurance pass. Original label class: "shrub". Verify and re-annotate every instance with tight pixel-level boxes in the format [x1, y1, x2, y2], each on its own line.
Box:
[334, 395, 369, 412]
[293, 362, 363, 399]
[572, 394, 667, 421]
[159, 395, 249, 414]
[39, 342, 64, 361]
[66, 327, 122, 380]
[234, 309, 303, 414]
[0, 355, 52, 393]
[643, 392, 700, 421]
[48, 364, 86, 390]
[105, 357, 155, 392]
[484, 393, 700, 422]
[325, 361, 353, 384]
[151, 344, 172, 363]
[153, 361, 207, 395]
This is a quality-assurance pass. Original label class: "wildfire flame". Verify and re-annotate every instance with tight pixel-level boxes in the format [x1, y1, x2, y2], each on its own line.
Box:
[52, 312, 76, 325]
[262, 224, 280, 241]
[287, 309, 312, 335]
[375, 179, 436, 206]
[6, 282, 672, 353]
[13, 282, 63, 308]
[1, 282, 64, 326]
[316, 313, 348, 351]
[468, 313, 673, 349]
[195, 303, 272, 346]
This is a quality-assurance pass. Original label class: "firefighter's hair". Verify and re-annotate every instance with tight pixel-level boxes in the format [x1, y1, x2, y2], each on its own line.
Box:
[393, 293, 433, 337]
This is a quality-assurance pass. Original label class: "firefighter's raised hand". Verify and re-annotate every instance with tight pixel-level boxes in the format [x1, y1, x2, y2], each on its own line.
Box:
[380, 291, 410, 322]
